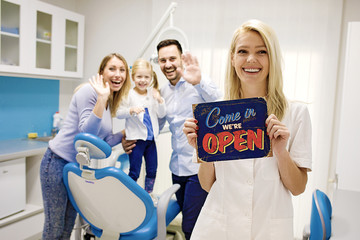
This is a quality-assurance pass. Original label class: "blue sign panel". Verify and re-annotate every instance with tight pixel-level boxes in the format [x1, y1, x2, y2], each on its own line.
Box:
[193, 97, 271, 162]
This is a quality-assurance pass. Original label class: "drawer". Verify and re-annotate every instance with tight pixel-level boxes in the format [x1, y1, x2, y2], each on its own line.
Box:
[0, 158, 26, 219]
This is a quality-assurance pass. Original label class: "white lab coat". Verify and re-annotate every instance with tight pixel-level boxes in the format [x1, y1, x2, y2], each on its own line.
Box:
[191, 101, 312, 240]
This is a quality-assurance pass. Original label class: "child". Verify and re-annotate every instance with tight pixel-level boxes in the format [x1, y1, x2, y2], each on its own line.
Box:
[117, 58, 166, 194]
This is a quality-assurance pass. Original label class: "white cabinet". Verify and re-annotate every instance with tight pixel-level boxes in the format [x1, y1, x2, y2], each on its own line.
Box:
[0, 154, 45, 239]
[0, 157, 26, 219]
[0, 0, 84, 79]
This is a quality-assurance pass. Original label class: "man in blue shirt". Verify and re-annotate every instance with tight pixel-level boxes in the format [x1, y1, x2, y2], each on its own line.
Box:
[157, 39, 222, 239]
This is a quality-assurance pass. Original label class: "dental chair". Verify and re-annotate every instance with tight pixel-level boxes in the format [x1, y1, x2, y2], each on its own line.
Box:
[303, 189, 332, 240]
[63, 133, 181, 240]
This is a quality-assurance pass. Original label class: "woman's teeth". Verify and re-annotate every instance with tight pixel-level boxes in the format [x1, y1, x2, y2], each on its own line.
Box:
[244, 68, 260, 73]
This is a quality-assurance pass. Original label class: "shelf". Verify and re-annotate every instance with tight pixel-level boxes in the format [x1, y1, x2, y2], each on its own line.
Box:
[0, 31, 19, 38]
[36, 38, 51, 44]
[0, 203, 43, 228]
[65, 44, 77, 49]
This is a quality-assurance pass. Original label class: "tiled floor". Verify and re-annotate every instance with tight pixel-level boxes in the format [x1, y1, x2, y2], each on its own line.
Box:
[166, 215, 185, 240]
[69, 214, 185, 240]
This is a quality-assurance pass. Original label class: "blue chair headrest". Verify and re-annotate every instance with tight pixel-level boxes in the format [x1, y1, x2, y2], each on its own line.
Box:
[74, 133, 112, 159]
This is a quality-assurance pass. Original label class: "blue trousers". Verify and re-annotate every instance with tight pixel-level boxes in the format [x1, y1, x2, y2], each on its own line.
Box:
[129, 139, 158, 192]
[40, 148, 77, 240]
[172, 174, 208, 240]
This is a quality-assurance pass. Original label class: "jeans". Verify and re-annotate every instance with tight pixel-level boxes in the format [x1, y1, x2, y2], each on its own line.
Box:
[129, 139, 158, 192]
[40, 148, 77, 240]
[172, 174, 208, 240]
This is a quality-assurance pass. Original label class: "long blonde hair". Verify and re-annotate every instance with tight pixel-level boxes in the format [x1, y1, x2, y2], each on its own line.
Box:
[74, 53, 131, 117]
[131, 58, 159, 90]
[224, 19, 287, 120]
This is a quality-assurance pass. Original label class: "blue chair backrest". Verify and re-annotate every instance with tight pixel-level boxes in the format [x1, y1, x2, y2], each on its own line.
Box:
[63, 133, 156, 239]
[64, 132, 181, 239]
[310, 189, 332, 240]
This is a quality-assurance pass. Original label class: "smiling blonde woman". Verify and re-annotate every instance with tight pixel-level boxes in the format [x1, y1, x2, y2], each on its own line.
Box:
[183, 19, 312, 240]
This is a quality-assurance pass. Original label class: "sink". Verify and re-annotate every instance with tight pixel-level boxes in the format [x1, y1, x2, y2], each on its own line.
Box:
[32, 136, 54, 142]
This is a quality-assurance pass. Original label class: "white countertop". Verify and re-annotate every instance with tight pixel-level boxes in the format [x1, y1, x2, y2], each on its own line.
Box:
[0, 138, 49, 161]
[0, 126, 170, 162]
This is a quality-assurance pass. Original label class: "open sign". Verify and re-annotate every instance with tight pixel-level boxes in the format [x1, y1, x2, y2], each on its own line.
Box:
[192, 97, 271, 162]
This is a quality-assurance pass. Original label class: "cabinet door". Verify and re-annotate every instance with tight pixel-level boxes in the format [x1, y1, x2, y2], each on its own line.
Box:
[33, 0, 84, 78]
[61, 8, 84, 78]
[35, 9, 52, 71]
[0, 157, 26, 219]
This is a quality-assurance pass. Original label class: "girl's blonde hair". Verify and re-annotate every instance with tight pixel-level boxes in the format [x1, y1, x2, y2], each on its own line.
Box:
[131, 58, 159, 90]
[75, 53, 131, 117]
[224, 19, 287, 120]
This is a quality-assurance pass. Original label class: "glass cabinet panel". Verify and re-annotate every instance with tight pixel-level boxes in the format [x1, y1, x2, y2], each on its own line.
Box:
[36, 11, 52, 69]
[0, 0, 20, 66]
[65, 19, 78, 72]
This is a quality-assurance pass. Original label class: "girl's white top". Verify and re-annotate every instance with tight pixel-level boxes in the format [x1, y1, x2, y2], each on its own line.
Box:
[116, 88, 166, 140]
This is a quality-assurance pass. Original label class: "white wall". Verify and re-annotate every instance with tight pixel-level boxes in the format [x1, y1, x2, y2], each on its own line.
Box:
[39, 0, 76, 11]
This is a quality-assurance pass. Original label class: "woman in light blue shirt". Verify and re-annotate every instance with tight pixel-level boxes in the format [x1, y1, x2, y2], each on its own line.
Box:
[40, 53, 131, 240]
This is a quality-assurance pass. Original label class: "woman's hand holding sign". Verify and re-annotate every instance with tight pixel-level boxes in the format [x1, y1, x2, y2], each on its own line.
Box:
[265, 114, 290, 157]
[183, 118, 198, 149]
[184, 117, 216, 193]
[265, 113, 308, 195]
